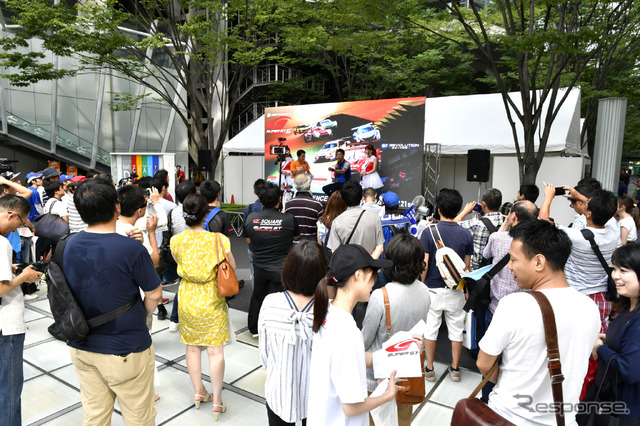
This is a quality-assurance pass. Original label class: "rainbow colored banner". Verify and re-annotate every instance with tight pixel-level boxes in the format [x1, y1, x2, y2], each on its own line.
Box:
[129, 155, 160, 177]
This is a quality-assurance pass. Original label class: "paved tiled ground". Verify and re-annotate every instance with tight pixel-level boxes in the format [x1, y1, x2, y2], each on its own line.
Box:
[21, 288, 481, 425]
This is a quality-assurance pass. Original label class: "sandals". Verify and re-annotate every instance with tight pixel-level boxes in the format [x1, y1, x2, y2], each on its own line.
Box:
[193, 392, 212, 409]
[212, 404, 227, 421]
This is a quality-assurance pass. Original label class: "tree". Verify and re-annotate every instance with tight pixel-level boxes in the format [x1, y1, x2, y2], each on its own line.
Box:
[0, 0, 302, 173]
[275, 0, 481, 102]
[399, 0, 639, 184]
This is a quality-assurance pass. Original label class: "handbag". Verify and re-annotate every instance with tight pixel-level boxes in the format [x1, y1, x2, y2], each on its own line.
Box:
[451, 291, 566, 426]
[214, 233, 239, 297]
[33, 200, 70, 241]
[450, 361, 514, 425]
[381, 286, 426, 405]
[577, 355, 619, 426]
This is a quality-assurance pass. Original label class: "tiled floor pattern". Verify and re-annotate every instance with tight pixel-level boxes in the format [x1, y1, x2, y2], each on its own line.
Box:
[21, 293, 481, 425]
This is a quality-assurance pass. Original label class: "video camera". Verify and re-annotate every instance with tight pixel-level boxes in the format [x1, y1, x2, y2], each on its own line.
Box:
[117, 172, 139, 188]
[0, 158, 18, 175]
[270, 137, 291, 163]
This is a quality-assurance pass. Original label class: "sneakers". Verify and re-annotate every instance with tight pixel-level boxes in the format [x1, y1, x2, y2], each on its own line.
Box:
[449, 366, 461, 382]
[23, 294, 39, 301]
[168, 321, 179, 332]
[425, 368, 436, 382]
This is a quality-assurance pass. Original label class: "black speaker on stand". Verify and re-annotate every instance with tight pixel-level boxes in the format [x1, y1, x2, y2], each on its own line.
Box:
[198, 149, 212, 173]
[467, 149, 490, 182]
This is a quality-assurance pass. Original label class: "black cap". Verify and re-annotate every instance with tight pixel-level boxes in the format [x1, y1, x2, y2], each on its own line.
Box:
[329, 244, 393, 283]
[42, 166, 61, 179]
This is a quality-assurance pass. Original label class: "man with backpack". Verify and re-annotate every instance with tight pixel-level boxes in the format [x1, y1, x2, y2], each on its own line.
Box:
[420, 188, 473, 382]
[200, 180, 233, 237]
[62, 179, 162, 424]
[0, 195, 43, 426]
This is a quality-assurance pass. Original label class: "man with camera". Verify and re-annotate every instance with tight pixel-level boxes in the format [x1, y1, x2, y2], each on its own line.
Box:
[0, 195, 43, 426]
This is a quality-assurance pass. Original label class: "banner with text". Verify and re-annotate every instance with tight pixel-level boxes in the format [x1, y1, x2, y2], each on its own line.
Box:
[264, 97, 425, 207]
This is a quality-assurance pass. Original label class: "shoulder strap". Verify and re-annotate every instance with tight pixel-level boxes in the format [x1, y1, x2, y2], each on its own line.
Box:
[469, 361, 500, 398]
[429, 224, 444, 249]
[382, 286, 392, 339]
[485, 253, 511, 280]
[167, 208, 173, 236]
[86, 294, 139, 328]
[527, 291, 565, 426]
[345, 210, 366, 244]
[480, 217, 498, 234]
[580, 229, 610, 273]
[203, 207, 221, 231]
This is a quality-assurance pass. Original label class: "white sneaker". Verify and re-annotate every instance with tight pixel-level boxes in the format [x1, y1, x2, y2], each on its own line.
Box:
[24, 294, 39, 301]
[168, 321, 179, 332]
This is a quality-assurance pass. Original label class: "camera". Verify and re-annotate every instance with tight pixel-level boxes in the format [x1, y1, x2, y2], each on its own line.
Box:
[473, 204, 483, 214]
[270, 137, 291, 163]
[15, 261, 50, 275]
[554, 187, 568, 196]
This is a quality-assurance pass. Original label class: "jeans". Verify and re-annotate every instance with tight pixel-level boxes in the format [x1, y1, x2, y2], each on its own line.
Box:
[247, 248, 254, 292]
[20, 237, 32, 263]
[170, 292, 179, 323]
[0, 333, 25, 426]
[248, 268, 283, 334]
[480, 309, 495, 403]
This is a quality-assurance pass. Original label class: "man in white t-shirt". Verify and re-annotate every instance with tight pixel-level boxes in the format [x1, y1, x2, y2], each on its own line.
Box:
[116, 185, 159, 268]
[539, 184, 618, 333]
[43, 181, 69, 222]
[478, 220, 600, 426]
[0, 195, 43, 425]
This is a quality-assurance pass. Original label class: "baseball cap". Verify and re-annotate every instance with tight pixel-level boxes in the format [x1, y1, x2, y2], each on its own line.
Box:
[381, 191, 400, 208]
[328, 244, 392, 283]
[42, 166, 61, 179]
[60, 174, 75, 183]
[27, 172, 43, 183]
[70, 176, 86, 182]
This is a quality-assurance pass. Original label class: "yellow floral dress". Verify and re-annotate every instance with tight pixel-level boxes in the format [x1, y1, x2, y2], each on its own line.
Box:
[170, 230, 230, 346]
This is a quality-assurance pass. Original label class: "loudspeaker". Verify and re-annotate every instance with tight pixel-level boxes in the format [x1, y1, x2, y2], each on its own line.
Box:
[467, 149, 490, 182]
[198, 149, 212, 172]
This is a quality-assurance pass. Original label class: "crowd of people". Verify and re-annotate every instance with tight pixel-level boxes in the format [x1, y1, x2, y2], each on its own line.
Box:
[1, 163, 639, 426]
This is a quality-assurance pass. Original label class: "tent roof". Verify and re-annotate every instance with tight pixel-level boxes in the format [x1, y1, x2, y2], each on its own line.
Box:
[425, 88, 581, 155]
[224, 89, 582, 155]
[223, 115, 265, 154]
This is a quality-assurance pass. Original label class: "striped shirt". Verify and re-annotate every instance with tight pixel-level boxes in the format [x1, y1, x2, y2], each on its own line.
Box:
[284, 191, 324, 241]
[460, 212, 504, 271]
[64, 194, 87, 233]
[561, 225, 618, 295]
[258, 292, 314, 423]
[483, 231, 520, 313]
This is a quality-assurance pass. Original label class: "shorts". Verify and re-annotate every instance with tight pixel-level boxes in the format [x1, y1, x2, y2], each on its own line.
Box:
[424, 287, 466, 342]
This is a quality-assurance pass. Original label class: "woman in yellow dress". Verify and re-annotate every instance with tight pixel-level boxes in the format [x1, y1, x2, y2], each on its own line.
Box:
[170, 193, 236, 420]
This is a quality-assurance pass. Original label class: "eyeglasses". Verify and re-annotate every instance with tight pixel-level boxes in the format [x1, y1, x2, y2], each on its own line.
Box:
[10, 211, 26, 227]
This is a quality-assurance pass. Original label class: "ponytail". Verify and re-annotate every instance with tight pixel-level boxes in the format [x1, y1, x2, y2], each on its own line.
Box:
[313, 277, 330, 333]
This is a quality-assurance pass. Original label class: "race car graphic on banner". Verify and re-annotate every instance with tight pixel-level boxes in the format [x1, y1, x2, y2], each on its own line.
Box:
[264, 97, 425, 207]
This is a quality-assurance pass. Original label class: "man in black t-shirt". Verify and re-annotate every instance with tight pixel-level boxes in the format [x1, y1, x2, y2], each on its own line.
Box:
[200, 180, 233, 237]
[243, 183, 300, 335]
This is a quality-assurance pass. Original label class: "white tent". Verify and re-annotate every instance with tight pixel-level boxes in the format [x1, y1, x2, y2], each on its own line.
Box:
[224, 115, 265, 153]
[223, 89, 582, 155]
[425, 88, 582, 155]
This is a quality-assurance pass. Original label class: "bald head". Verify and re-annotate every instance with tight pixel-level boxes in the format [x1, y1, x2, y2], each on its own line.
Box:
[510, 200, 538, 226]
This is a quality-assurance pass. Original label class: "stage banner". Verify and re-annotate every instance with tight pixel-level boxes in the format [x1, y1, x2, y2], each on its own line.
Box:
[264, 97, 425, 207]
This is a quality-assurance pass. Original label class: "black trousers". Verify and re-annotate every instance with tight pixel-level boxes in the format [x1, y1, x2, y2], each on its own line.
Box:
[248, 267, 283, 334]
[266, 404, 307, 426]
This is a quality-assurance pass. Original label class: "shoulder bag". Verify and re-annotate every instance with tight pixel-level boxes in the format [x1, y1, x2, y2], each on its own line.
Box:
[451, 291, 565, 426]
[381, 286, 426, 405]
[214, 233, 239, 297]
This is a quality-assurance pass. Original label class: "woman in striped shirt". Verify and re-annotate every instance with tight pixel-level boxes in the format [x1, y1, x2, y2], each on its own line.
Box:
[258, 241, 327, 426]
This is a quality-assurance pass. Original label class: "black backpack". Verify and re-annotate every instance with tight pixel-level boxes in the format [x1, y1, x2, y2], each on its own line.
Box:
[46, 234, 139, 344]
